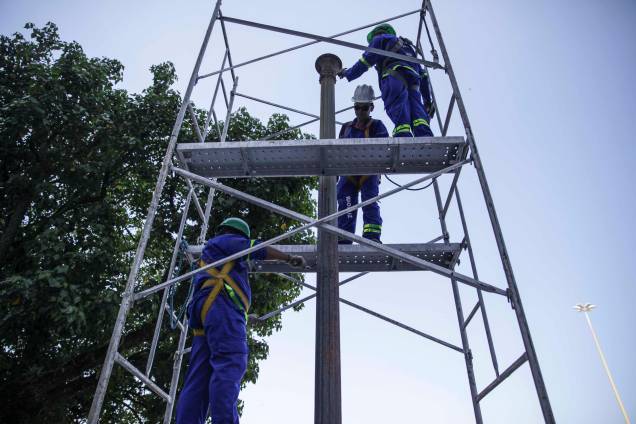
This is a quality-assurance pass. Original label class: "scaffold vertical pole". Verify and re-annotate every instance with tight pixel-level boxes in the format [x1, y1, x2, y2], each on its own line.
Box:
[314, 53, 342, 424]
[86, 2, 222, 422]
[424, 1, 555, 421]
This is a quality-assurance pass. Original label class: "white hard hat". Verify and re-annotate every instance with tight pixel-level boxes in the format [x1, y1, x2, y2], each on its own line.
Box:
[352, 84, 375, 103]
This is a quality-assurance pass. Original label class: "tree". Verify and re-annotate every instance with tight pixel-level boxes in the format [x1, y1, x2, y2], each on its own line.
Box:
[0, 22, 316, 423]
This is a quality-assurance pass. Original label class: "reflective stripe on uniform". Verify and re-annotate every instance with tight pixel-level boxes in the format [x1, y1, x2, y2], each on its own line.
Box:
[382, 64, 417, 79]
[412, 118, 430, 127]
[393, 124, 412, 135]
[247, 239, 256, 261]
[360, 57, 371, 67]
[363, 223, 382, 234]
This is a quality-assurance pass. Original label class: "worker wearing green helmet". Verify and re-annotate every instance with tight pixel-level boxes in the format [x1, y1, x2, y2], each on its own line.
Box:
[339, 23, 435, 138]
[176, 216, 305, 423]
[367, 23, 396, 44]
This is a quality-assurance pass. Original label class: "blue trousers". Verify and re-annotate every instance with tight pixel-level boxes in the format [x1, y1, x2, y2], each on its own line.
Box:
[337, 175, 382, 242]
[176, 294, 248, 424]
[380, 71, 434, 137]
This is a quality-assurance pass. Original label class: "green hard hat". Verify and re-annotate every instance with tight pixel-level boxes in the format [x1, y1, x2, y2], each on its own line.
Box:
[218, 217, 250, 238]
[367, 23, 396, 44]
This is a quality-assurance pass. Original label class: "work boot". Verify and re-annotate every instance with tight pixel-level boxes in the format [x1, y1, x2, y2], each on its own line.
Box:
[363, 234, 382, 244]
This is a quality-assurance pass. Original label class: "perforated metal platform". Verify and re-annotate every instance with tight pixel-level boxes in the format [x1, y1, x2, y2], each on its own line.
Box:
[176, 137, 467, 178]
[188, 243, 461, 273]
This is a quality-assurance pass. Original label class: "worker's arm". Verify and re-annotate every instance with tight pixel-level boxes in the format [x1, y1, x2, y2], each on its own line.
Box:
[265, 246, 291, 262]
[265, 246, 306, 268]
[340, 37, 385, 81]
[245, 238, 306, 268]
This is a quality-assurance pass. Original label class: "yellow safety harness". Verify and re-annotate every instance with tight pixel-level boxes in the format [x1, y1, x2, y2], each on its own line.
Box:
[346, 123, 373, 188]
[191, 259, 250, 337]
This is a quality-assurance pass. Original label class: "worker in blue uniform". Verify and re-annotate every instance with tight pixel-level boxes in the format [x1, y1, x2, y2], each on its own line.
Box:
[337, 85, 389, 244]
[338, 23, 435, 138]
[175, 217, 305, 424]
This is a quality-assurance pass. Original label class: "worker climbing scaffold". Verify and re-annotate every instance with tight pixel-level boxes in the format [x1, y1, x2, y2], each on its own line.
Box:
[175, 217, 305, 424]
[338, 23, 435, 138]
[337, 85, 389, 243]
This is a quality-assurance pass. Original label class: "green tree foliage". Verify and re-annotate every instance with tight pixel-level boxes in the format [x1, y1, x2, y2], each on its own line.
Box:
[0, 23, 317, 423]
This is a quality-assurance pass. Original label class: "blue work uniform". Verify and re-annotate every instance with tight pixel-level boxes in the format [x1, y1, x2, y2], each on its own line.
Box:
[175, 233, 267, 424]
[337, 118, 389, 243]
[343, 34, 434, 138]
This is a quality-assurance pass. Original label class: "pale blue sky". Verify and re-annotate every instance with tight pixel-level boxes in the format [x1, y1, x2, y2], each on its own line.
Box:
[2, 0, 635, 422]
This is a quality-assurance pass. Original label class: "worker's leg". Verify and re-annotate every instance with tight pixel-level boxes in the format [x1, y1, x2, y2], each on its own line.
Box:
[406, 73, 434, 137]
[360, 175, 382, 242]
[205, 298, 248, 424]
[381, 75, 412, 137]
[209, 351, 248, 424]
[337, 176, 360, 244]
[176, 297, 212, 424]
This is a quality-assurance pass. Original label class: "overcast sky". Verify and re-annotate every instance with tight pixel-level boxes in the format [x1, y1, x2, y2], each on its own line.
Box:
[2, 0, 635, 422]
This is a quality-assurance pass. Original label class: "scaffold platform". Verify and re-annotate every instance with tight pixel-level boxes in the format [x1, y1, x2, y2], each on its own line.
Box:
[176, 136, 467, 178]
[187, 243, 461, 272]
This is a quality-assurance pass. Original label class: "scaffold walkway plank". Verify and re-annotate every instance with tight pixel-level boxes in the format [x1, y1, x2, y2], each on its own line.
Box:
[176, 136, 467, 178]
[188, 243, 461, 273]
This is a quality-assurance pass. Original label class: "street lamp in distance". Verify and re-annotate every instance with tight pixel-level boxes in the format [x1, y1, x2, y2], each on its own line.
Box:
[573, 303, 631, 424]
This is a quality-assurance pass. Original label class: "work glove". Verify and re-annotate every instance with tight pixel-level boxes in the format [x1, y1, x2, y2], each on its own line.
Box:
[288, 255, 306, 269]
[336, 68, 348, 79]
[425, 101, 436, 120]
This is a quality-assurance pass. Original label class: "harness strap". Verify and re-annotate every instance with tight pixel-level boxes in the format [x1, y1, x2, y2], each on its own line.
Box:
[191, 259, 250, 336]
[379, 37, 405, 75]
[346, 120, 374, 188]
[199, 259, 249, 313]
[347, 175, 370, 188]
[384, 67, 420, 91]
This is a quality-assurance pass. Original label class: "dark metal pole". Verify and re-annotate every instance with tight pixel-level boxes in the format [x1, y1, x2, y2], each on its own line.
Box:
[314, 53, 342, 424]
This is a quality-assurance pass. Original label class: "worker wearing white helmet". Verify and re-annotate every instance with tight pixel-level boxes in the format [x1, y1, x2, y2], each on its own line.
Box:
[337, 85, 389, 243]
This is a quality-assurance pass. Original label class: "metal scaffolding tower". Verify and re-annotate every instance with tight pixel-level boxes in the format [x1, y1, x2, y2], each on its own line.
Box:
[87, 1, 556, 423]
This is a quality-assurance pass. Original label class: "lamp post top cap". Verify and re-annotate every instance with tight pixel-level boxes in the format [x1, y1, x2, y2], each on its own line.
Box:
[315, 53, 342, 75]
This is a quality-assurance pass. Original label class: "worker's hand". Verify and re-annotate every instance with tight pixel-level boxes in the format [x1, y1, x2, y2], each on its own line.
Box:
[337, 68, 348, 79]
[288, 255, 306, 269]
[426, 101, 436, 120]
[247, 313, 263, 327]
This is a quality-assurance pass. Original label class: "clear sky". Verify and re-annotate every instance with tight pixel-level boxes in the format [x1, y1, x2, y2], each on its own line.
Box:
[2, 0, 635, 422]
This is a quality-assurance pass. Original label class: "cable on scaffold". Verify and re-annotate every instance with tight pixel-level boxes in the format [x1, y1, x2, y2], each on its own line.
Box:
[167, 238, 195, 330]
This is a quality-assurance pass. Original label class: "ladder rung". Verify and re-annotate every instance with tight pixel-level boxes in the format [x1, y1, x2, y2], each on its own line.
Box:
[476, 352, 528, 402]
[114, 352, 171, 402]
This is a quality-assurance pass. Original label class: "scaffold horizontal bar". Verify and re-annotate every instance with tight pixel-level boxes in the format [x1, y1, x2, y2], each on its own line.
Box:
[262, 97, 380, 140]
[476, 353, 528, 402]
[257, 272, 367, 321]
[188, 243, 460, 272]
[114, 352, 170, 402]
[170, 166, 507, 296]
[134, 160, 500, 301]
[197, 8, 426, 80]
[220, 15, 443, 71]
[339, 297, 463, 353]
[234, 92, 344, 125]
[259, 272, 462, 352]
[176, 136, 467, 177]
